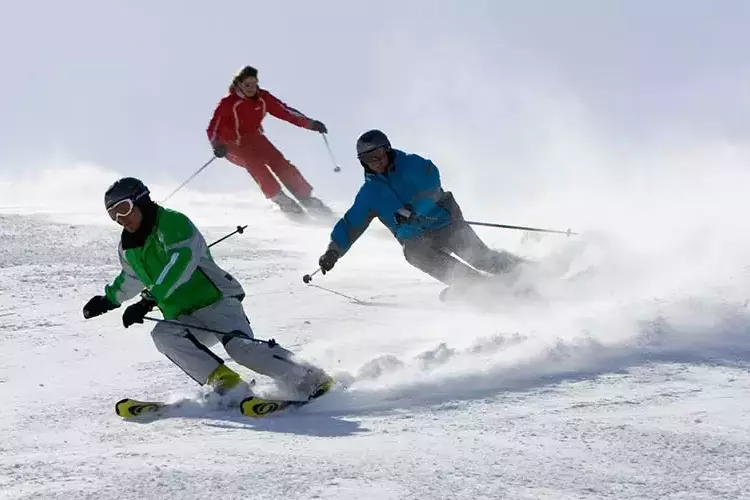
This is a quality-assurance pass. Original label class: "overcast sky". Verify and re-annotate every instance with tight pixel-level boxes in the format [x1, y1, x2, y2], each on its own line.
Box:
[0, 0, 747, 202]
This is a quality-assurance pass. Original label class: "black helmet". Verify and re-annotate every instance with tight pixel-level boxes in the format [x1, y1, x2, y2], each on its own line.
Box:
[356, 129, 391, 158]
[104, 177, 150, 210]
[357, 129, 393, 172]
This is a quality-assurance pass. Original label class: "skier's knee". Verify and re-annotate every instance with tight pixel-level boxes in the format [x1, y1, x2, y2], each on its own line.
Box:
[403, 248, 428, 272]
[150, 326, 173, 354]
[402, 245, 413, 263]
[219, 330, 253, 347]
[224, 339, 308, 382]
[222, 336, 255, 359]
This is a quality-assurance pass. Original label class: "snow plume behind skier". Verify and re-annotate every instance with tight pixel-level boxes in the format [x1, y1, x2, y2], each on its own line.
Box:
[82, 177, 333, 402]
[317, 129, 528, 302]
[206, 65, 334, 221]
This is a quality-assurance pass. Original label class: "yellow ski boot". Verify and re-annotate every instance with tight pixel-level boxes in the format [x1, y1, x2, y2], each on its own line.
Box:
[207, 364, 251, 399]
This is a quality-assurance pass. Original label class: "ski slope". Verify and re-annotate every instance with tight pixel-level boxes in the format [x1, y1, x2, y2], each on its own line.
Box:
[1, 166, 750, 500]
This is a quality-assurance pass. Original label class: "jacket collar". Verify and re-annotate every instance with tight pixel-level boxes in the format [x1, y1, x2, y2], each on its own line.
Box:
[121, 202, 160, 250]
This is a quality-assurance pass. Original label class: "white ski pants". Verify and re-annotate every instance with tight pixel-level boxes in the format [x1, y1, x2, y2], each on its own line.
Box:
[150, 297, 310, 386]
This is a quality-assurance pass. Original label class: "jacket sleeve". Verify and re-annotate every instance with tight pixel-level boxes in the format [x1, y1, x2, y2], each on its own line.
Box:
[262, 91, 314, 129]
[409, 156, 445, 218]
[148, 211, 209, 302]
[329, 187, 376, 256]
[206, 98, 239, 146]
[105, 248, 145, 306]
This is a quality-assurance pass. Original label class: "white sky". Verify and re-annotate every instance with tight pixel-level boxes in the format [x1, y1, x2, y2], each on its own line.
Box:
[0, 0, 747, 199]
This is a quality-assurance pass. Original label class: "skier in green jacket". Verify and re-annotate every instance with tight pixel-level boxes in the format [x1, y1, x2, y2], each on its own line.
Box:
[82, 177, 331, 401]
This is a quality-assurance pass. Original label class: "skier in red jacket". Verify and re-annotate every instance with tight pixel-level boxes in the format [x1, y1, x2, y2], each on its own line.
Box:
[207, 66, 333, 219]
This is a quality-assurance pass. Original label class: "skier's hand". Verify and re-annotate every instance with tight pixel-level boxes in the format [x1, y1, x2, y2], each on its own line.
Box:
[318, 249, 339, 274]
[212, 143, 227, 158]
[310, 120, 328, 134]
[122, 297, 157, 328]
[83, 295, 118, 319]
[394, 205, 415, 225]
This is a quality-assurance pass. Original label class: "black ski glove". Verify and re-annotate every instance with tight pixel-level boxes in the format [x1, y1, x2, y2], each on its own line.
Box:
[212, 143, 227, 158]
[310, 120, 328, 134]
[318, 248, 339, 274]
[122, 297, 157, 328]
[83, 295, 118, 319]
[394, 204, 416, 225]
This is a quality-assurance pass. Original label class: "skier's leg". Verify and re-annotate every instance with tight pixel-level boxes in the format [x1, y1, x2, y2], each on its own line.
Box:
[259, 135, 313, 199]
[226, 150, 283, 200]
[261, 135, 333, 217]
[402, 235, 486, 286]
[191, 297, 330, 397]
[436, 192, 525, 275]
[445, 222, 525, 275]
[228, 148, 304, 217]
[149, 318, 242, 393]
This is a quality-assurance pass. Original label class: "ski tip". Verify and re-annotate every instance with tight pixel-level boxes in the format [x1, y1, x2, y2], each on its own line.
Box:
[115, 398, 132, 417]
[239, 396, 290, 418]
[115, 398, 165, 419]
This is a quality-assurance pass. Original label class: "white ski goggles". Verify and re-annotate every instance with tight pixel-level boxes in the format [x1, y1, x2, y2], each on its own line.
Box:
[107, 198, 135, 221]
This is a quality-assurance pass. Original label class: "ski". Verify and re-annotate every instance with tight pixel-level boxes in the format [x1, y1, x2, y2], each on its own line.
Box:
[239, 376, 335, 418]
[115, 377, 336, 420]
[115, 398, 175, 419]
[238, 396, 310, 417]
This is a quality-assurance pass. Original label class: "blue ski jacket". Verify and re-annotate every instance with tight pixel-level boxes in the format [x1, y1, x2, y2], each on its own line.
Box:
[329, 149, 453, 255]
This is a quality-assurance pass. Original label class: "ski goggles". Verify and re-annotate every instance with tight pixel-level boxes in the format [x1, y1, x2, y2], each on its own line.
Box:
[357, 146, 388, 164]
[106, 198, 136, 221]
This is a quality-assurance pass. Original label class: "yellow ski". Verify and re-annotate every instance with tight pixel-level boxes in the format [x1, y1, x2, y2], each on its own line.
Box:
[116, 376, 335, 420]
[115, 398, 170, 419]
[240, 376, 335, 418]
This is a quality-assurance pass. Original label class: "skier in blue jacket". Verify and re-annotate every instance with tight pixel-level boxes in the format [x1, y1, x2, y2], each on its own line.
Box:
[317, 129, 524, 295]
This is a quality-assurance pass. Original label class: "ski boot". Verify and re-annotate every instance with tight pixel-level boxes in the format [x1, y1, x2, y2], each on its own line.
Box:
[299, 195, 336, 222]
[207, 364, 253, 404]
[294, 368, 335, 401]
[272, 192, 307, 222]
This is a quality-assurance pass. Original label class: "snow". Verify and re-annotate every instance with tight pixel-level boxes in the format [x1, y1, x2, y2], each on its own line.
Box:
[1, 164, 750, 500]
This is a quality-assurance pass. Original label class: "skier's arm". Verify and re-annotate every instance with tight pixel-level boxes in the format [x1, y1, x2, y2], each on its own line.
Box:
[206, 99, 239, 146]
[329, 189, 376, 256]
[105, 251, 145, 306]
[262, 91, 315, 129]
[148, 212, 207, 302]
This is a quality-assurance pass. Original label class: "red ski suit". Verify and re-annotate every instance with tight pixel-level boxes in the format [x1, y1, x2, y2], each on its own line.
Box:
[207, 89, 317, 199]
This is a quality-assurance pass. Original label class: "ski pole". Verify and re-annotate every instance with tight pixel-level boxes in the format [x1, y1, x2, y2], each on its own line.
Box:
[160, 155, 218, 203]
[302, 268, 369, 304]
[321, 134, 342, 173]
[208, 225, 247, 248]
[302, 268, 321, 284]
[465, 220, 577, 236]
[305, 284, 368, 305]
[142, 316, 278, 347]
